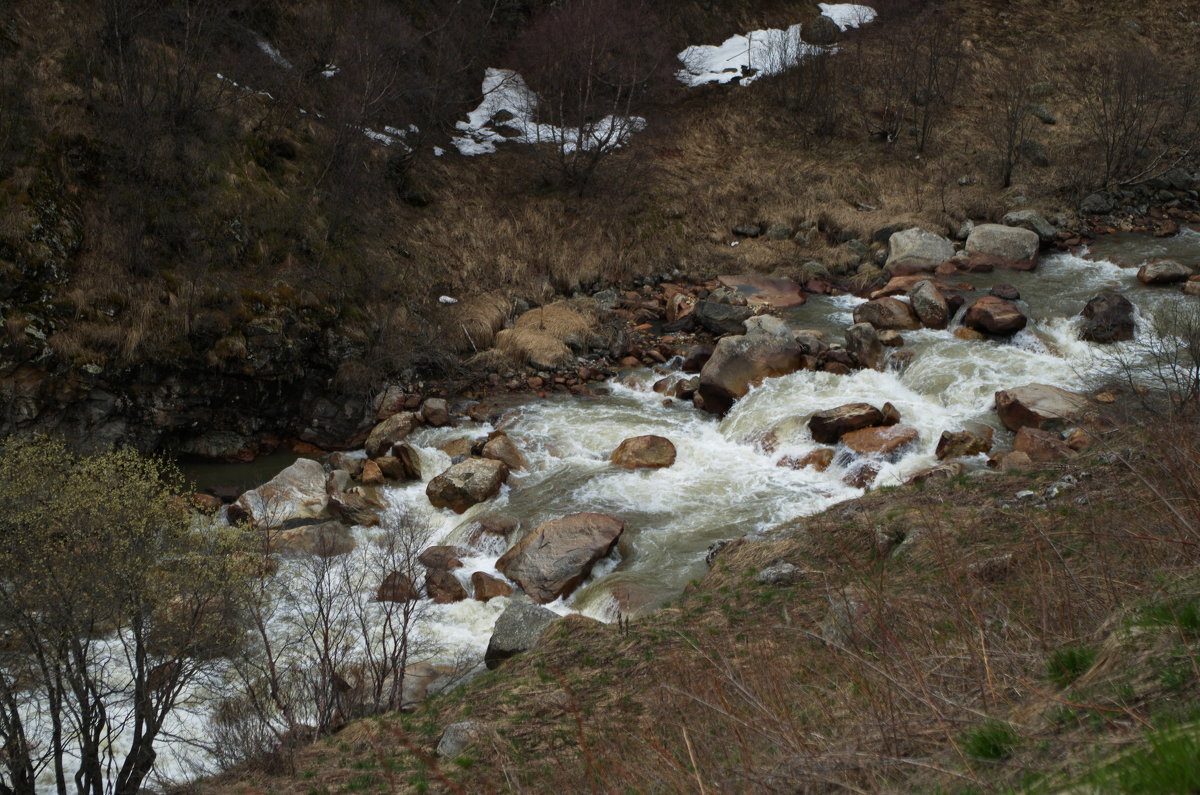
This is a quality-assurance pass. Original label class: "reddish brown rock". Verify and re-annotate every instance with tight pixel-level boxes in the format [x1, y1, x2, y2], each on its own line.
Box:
[963, 296, 1027, 335]
[1013, 427, 1075, 462]
[360, 460, 386, 486]
[418, 546, 466, 571]
[841, 424, 919, 458]
[482, 432, 526, 471]
[366, 412, 422, 458]
[611, 435, 677, 469]
[426, 459, 509, 513]
[936, 428, 994, 459]
[376, 571, 420, 602]
[808, 403, 885, 444]
[910, 280, 950, 330]
[472, 572, 513, 601]
[852, 297, 922, 331]
[994, 384, 1092, 432]
[778, 448, 835, 472]
[906, 461, 964, 485]
[426, 569, 468, 604]
[421, 398, 452, 427]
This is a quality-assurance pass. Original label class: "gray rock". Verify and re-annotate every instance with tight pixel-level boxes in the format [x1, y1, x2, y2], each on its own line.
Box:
[885, 228, 955, 273]
[844, 322, 884, 371]
[756, 562, 803, 585]
[955, 219, 975, 241]
[765, 223, 793, 240]
[484, 602, 559, 669]
[436, 721, 490, 758]
[733, 223, 763, 238]
[1080, 193, 1113, 214]
[1002, 210, 1056, 243]
[591, 288, 619, 311]
[1027, 103, 1056, 124]
[426, 458, 509, 513]
[1079, 292, 1136, 343]
[965, 223, 1040, 268]
[1138, 260, 1194, 285]
[693, 300, 753, 336]
[365, 412, 422, 458]
[233, 459, 330, 530]
[909, 280, 950, 330]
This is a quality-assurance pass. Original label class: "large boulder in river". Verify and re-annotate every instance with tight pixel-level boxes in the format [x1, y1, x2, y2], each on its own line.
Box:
[496, 513, 625, 604]
[1138, 260, 1194, 285]
[1002, 210, 1056, 244]
[841, 424, 919, 459]
[611, 435, 676, 469]
[965, 224, 1040, 270]
[852, 297, 922, 331]
[885, 228, 955, 274]
[425, 569, 468, 604]
[698, 319, 806, 415]
[233, 458, 329, 530]
[1079, 292, 1136, 343]
[484, 602, 560, 669]
[482, 432, 526, 471]
[994, 383, 1091, 432]
[844, 322, 884, 371]
[910, 280, 951, 329]
[273, 521, 356, 557]
[963, 296, 1027, 335]
[365, 412, 422, 458]
[693, 300, 754, 335]
[426, 458, 509, 513]
[809, 403, 885, 444]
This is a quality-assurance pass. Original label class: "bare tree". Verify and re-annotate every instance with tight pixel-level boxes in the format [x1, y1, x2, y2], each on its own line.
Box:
[510, 0, 669, 193]
[986, 58, 1037, 188]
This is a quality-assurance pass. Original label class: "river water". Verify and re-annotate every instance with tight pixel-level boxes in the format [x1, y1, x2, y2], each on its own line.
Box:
[148, 232, 1199, 783]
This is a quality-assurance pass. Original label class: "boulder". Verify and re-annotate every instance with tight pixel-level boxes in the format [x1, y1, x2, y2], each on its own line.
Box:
[990, 283, 1020, 301]
[436, 721, 491, 758]
[682, 344, 715, 373]
[273, 521, 357, 558]
[852, 297, 922, 331]
[1184, 281, 1200, 297]
[885, 228, 955, 274]
[425, 569, 468, 604]
[994, 383, 1091, 432]
[420, 398, 451, 427]
[472, 572, 513, 601]
[233, 458, 330, 530]
[611, 435, 677, 469]
[878, 329, 904, 347]
[360, 460, 386, 486]
[482, 432, 526, 471]
[936, 428, 993, 459]
[963, 296, 1027, 335]
[382, 444, 421, 480]
[698, 323, 806, 415]
[1138, 260, 1194, 285]
[1002, 210, 1056, 244]
[365, 412, 422, 458]
[418, 546, 466, 571]
[1080, 193, 1113, 214]
[375, 571, 420, 602]
[840, 424, 919, 459]
[906, 461, 964, 485]
[844, 322, 884, 370]
[909, 280, 951, 330]
[484, 601, 560, 668]
[1013, 426, 1075, 462]
[496, 513, 625, 604]
[808, 403, 884, 444]
[327, 488, 383, 527]
[805, 13, 841, 44]
[426, 459, 509, 513]
[965, 224, 1040, 270]
[1079, 292, 1136, 343]
[779, 448, 834, 472]
[693, 300, 754, 335]
[880, 402, 902, 426]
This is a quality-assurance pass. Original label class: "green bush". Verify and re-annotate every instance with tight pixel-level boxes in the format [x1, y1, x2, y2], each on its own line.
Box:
[962, 720, 1020, 761]
[1046, 644, 1098, 688]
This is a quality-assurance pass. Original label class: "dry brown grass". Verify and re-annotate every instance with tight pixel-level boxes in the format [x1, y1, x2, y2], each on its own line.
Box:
[440, 294, 513, 354]
[494, 327, 573, 370]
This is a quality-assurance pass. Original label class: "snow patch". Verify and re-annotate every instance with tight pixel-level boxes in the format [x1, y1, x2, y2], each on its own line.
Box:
[451, 68, 645, 157]
[256, 38, 293, 70]
[675, 4, 876, 87]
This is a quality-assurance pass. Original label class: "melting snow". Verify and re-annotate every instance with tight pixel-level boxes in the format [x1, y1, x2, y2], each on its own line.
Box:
[675, 3, 876, 87]
[256, 38, 293, 70]
[451, 68, 645, 156]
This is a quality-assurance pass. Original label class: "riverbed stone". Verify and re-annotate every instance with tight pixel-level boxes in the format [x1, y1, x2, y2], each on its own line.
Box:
[910, 280, 951, 330]
[963, 296, 1027, 335]
[426, 458, 509, 513]
[232, 458, 330, 530]
[843, 322, 883, 370]
[365, 411, 422, 458]
[425, 569, 468, 604]
[809, 403, 885, 444]
[840, 424, 919, 459]
[496, 513, 624, 604]
[472, 572, 513, 601]
[1002, 210, 1056, 243]
[274, 521, 357, 558]
[376, 571, 420, 602]
[965, 224, 1040, 270]
[693, 301, 754, 335]
[482, 431, 526, 471]
[1079, 292, 1136, 343]
[885, 228, 955, 274]
[698, 323, 806, 415]
[994, 383, 1092, 432]
[1138, 260, 1194, 285]
[852, 297, 922, 331]
[418, 546, 466, 571]
[936, 428, 993, 459]
[484, 602, 560, 668]
[611, 435, 677, 469]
